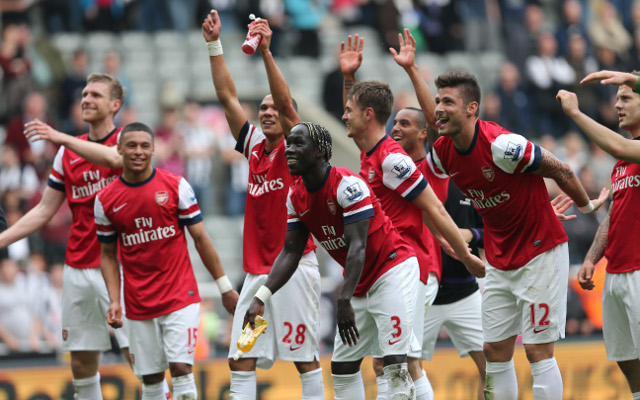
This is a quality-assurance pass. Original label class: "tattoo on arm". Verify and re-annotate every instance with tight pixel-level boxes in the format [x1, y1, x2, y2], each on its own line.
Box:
[536, 148, 574, 186]
[585, 204, 611, 264]
[344, 79, 355, 94]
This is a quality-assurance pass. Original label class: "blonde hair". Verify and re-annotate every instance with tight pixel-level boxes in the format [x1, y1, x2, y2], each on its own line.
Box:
[86, 73, 126, 113]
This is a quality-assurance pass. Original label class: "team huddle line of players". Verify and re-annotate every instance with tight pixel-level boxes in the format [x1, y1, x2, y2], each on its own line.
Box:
[3, 8, 640, 400]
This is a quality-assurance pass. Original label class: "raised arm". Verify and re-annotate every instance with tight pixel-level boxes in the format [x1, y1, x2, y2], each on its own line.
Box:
[340, 34, 364, 108]
[531, 148, 609, 212]
[391, 28, 436, 127]
[250, 19, 300, 135]
[557, 89, 640, 163]
[187, 221, 239, 315]
[100, 241, 123, 329]
[24, 119, 121, 168]
[413, 185, 486, 277]
[0, 186, 66, 249]
[244, 225, 309, 328]
[581, 70, 639, 90]
[202, 10, 247, 139]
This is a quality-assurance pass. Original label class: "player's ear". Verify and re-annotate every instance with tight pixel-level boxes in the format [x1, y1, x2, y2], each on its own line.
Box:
[417, 128, 428, 142]
[364, 107, 374, 122]
[466, 101, 478, 117]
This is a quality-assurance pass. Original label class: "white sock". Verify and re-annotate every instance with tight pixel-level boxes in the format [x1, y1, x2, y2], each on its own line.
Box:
[162, 379, 171, 398]
[299, 368, 324, 399]
[229, 370, 256, 400]
[73, 373, 102, 400]
[531, 357, 562, 400]
[632, 392, 640, 400]
[414, 372, 434, 400]
[485, 360, 518, 400]
[142, 380, 167, 400]
[376, 375, 389, 400]
[172, 373, 198, 399]
[382, 363, 415, 399]
[332, 371, 365, 400]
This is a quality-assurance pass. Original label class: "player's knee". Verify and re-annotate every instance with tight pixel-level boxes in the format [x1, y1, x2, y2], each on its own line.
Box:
[523, 343, 554, 363]
[331, 360, 362, 375]
[142, 372, 166, 385]
[70, 351, 100, 378]
[169, 362, 192, 377]
[372, 357, 385, 377]
[483, 342, 514, 362]
[228, 357, 257, 372]
[294, 358, 321, 374]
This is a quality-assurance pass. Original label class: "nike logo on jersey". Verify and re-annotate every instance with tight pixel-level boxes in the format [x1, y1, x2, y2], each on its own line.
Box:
[113, 203, 127, 213]
[388, 338, 401, 345]
[533, 326, 549, 334]
[449, 171, 460, 177]
[69, 158, 82, 165]
[252, 151, 260, 161]
[300, 209, 310, 216]
[289, 345, 302, 351]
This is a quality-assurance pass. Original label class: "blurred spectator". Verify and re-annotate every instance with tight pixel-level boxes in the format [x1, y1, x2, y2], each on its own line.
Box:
[177, 101, 216, 215]
[415, 0, 464, 54]
[0, 145, 40, 202]
[331, 0, 377, 27]
[4, 201, 30, 263]
[167, 0, 198, 32]
[555, 0, 590, 57]
[64, 99, 89, 136]
[557, 131, 588, 172]
[588, 0, 632, 59]
[0, 22, 34, 123]
[457, 0, 501, 53]
[218, 103, 251, 217]
[500, 2, 545, 74]
[5, 91, 57, 174]
[589, 142, 616, 189]
[0, 0, 32, 25]
[137, 0, 171, 31]
[83, 0, 124, 32]
[44, 263, 64, 351]
[284, 0, 328, 58]
[481, 91, 502, 125]
[23, 253, 58, 350]
[154, 107, 186, 177]
[102, 50, 131, 107]
[0, 258, 41, 353]
[565, 33, 599, 119]
[0, 205, 7, 261]
[59, 49, 88, 123]
[526, 33, 575, 137]
[495, 61, 532, 137]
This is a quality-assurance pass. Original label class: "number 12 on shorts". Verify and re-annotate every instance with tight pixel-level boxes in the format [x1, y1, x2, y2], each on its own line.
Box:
[530, 303, 550, 333]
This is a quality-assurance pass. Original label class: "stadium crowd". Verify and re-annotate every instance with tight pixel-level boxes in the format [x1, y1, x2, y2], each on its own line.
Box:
[0, 0, 629, 363]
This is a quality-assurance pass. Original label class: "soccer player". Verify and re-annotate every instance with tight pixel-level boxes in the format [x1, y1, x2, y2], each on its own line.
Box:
[416, 68, 608, 399]
[557, 70, 640, 399]
[95, 122, 238, 400]
[0, 73, 134, 400]
[340, 31, 485, 400]
[244, 121, 419, 400]
[202, 10, 324, 399]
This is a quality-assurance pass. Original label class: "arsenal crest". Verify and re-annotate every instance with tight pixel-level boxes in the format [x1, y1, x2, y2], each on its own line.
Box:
[155, 191, 169, 205]
[327, 199, 337, 215]
[62, 329, 68, 341]
[367, 167, 375, 183]
[482, 166, 495, 182]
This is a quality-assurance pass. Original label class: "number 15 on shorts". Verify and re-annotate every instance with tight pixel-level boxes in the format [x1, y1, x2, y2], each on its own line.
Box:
[530, 303, 550, 334]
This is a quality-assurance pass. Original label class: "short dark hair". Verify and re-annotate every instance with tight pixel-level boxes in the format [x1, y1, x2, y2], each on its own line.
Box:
[402, 107, 427, 129]
[297, 122, 332, 161]
[348, 80, 394, 125]
[119, 122, 154, 144]
[435, 69, 482, 117]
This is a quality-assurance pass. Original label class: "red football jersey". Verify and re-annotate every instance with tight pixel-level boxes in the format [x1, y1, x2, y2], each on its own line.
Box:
[235, 122, 316, 274]
[360, 136, 433, 283]
[95, 169, 201, 320]
[432, 119, 568, 270]
[605, 158, 640, 274]
[286, 167, 415, 297]
[47, 128, 122, 269]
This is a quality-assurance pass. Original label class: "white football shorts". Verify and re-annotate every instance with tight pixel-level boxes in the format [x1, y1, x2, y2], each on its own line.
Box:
[602, 269, 640, 361]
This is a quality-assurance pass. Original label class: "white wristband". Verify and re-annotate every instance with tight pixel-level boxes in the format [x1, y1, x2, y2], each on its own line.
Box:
[207, 40, 223, 57]
[578, 201, 595, 214]
[254, 285, 272, 304]
[216, 275, 233, 294]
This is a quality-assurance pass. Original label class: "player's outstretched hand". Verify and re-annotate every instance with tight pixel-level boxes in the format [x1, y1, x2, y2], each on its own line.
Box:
[244, 297, 265, 329]
[249, 19, 273, 54]
[336, 299, 359, 346]
[556, 90, 580, 119]
[106, 302, 123, 329]
[222, 289, 239, 316]
[463, 254, 485, 278]
[577, 260, 596, 290]
[340, 34, 364, 76]
[24, 119, 67, 144]
[202, 9, 222, 42]
[550, 194, 576, 221]
[389, 28, 416, 69]
[590, 187, 610, 212]
[581, 70, 637, 88]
